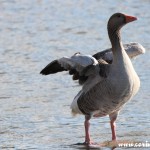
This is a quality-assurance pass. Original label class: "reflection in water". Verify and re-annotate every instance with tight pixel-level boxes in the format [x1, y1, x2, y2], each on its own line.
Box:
[71, 142, 116, 150]
[0, 0, 149, 149]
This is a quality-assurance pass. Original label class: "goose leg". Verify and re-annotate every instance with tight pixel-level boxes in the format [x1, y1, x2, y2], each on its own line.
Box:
[110, 119, 116, 140]
[84, 115, 93, 145]
[109, 111, 119, 141]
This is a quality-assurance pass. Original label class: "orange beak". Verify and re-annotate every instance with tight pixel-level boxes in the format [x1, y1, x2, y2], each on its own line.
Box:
[125, 15, 137, 23]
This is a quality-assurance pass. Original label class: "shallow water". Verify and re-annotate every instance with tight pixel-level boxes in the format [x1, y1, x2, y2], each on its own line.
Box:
[0, 0, 149, 149]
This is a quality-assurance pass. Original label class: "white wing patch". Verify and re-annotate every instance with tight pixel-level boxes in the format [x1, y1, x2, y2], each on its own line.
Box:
[58, 54, 98, 74]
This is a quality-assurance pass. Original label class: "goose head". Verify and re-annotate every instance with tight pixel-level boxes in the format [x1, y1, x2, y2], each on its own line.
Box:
[107, 13, 137, 48]
[108, 13, 137, 32]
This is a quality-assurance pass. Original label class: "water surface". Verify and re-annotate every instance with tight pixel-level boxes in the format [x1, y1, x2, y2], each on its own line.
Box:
[0, 0, 149, 149]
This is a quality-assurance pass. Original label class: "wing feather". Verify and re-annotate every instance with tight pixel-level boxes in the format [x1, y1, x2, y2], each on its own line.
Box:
[40, 42, 145, 85]
[93, 42, 145, 63]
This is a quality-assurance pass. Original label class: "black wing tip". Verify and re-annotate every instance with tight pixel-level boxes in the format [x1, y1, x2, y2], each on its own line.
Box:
[39, 61, 56, 75]
[40, 60, 66, 75]
[40, 67, 57, 75]
[40, 70, 48, 75]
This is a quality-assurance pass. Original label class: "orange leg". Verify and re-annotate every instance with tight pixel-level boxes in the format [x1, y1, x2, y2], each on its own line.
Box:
[110, 119, 117, 140]
[109, 111, 119, 141]
[84, 115, 96, 145]
[84, 118, 91, 144]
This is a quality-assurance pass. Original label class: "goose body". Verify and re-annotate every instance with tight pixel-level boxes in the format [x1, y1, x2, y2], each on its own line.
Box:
[71, 43, 140, 117]
[40, 13, 145, 146]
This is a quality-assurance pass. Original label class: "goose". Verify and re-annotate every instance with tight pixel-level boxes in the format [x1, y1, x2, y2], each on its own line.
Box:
[40, 13, 145, 146]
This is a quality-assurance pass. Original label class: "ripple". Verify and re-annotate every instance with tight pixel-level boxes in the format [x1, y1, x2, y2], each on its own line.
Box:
[75, 31, 87, 35]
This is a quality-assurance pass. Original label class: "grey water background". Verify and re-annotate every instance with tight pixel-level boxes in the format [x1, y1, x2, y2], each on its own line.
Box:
[0, 0, 149, 149]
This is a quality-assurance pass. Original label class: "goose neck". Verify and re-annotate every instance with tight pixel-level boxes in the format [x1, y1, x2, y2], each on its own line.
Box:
[108, 27, 122, 51]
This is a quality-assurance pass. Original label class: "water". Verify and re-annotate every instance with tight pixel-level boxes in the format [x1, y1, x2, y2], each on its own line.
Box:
[0, 0, 149, 149]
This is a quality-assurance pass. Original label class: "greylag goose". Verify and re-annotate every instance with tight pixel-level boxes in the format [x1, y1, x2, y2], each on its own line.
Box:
[40, 13, 145, 146]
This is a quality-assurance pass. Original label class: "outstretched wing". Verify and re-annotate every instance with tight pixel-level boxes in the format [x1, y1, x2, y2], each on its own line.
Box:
[40, 53, 99, 84]
[40, 42, 145, 84]
[40, 42, 145, 75]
